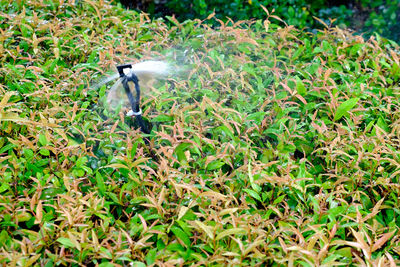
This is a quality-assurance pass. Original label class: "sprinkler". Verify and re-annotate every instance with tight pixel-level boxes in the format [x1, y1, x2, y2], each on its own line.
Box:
[97, 60, 170, 134]
[116, 63, 149, 134]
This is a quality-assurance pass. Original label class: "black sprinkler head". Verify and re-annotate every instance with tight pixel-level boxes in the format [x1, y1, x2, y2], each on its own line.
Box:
[117, 64, 133, 78]
[116, 63, 148, 134]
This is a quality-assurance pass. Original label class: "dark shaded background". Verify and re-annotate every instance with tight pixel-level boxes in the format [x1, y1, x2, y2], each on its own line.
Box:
[118, 0, 400, 43]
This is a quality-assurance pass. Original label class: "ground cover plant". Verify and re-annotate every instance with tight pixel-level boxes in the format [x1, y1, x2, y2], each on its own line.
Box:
[1, 0, 400, 265]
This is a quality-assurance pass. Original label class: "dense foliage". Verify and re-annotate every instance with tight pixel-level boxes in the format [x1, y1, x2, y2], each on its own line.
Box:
[1, 0, 400, 265]
[127, 0, 400, 43]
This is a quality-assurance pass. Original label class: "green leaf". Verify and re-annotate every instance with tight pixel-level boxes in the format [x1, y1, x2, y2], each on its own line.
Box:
[95, 172, 106, 194]
[0, 230, 10, 247]
[247, 112, 266, 124]
[145, 248, 157, 265]
[56, 237, 75, 248]
[0, 182, 10, 193]
[206, 160, 225, 171]
[273, 195, 286, 205]
[376, 117, 389, 133]
[322, 40, 333, 52]
[76, 156, 88, 167]
[243, 188, 261, 201]
[138, 33, 155, 41]
[334, 98, 359, 121]
[350, 43, 364, 56]
[194, 221, 214, 240]
[106, 192, 121, 205]
[23, 148, 34, 160]
[152, 114, 174, 122]
[174, 142, 192, 162]
[214, 125, 234, 140]
[0, 143, 16, 154]
[39, 149, 50, 156]
[38, 134, 48, 146]
[215, 228, 246, 240]
[98, 263, 115, 267]
[295, 77, 306, 96]
[171, 226, 191, 247]
[131, 262, 146, 267]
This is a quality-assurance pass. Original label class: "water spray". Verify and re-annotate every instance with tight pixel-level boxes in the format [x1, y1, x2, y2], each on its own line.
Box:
[116, 63, 149, 134]
[97, 60, 171, 135]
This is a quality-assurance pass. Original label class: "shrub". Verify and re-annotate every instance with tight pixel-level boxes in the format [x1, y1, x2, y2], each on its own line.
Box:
[1, 0, 400, 265]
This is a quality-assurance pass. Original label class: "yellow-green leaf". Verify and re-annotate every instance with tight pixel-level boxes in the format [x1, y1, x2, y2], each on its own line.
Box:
[216, 228, 246, 240]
